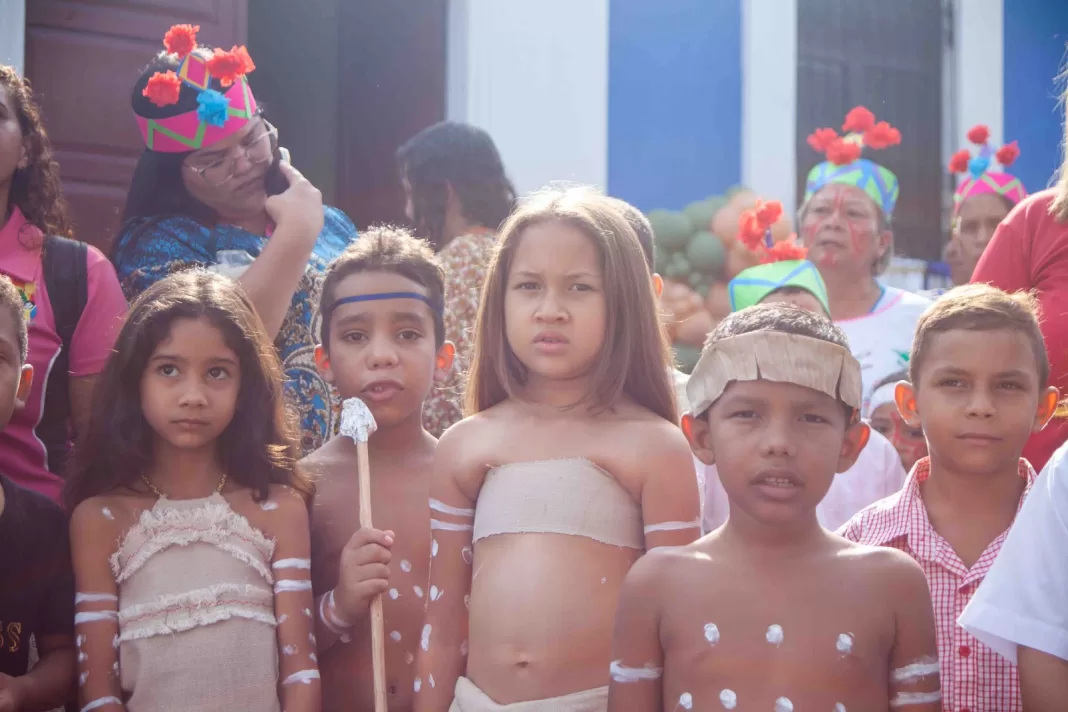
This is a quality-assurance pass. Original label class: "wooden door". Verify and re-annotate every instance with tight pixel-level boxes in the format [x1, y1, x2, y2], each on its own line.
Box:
[25, 0, 248, 250]
[796, 0, 945, 261]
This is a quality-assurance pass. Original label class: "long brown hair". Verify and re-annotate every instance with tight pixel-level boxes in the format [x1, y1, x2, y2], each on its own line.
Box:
[0, 66, 74, 240]
[65, 270, 310, 509]
[1052, 80, 1068, 222]
[465, 187, 677, 423]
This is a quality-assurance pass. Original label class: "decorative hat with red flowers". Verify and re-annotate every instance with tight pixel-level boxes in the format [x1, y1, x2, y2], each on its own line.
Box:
[728, 199, 829, 313]
[948, 125, 1026, 213]
[134, 24, 259, 153]
[803, 106, 902, 218]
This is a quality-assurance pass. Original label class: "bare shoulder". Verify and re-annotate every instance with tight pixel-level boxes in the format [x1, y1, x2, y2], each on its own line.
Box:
[70, 492, 146, 543]
[436, 412, 499, 464]
[231, 484, 309, 540]
[834, 538, 927, 591]
[300, 438, 353, 507]
[626, 539, 711, 592]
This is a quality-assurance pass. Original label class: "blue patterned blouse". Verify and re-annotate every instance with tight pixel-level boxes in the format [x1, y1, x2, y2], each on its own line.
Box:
[111, 207, 357, 453]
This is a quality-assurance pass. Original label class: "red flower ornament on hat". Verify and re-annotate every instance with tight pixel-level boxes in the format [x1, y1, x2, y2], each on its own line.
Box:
[967, 124, 990, 145]
[948, 149, 971, 174]
[143, 71, 182, 107]
[825, 138, 863, 167]
[807, 128, 839, 153]
[163, 24, 199, 59]
[996, 141, 1020, 167]
[206, 46, 256, 87]
[949, 125, 1027, 211]
[842, 106, 876, 133]
[863, 122, 902, 150]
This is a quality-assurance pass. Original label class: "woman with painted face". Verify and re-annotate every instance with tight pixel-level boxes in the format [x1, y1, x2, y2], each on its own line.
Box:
[0, 66, 127, 502]
[800, 106, 930, 411]
[112, 26, 357, 453]
[936, 125, 1027, 292]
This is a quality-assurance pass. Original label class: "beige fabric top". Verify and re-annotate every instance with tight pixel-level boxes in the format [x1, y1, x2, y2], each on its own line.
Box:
[473, 459, 644, 549]
[686, 330, 863, 415]
[111, 494, 281, 712]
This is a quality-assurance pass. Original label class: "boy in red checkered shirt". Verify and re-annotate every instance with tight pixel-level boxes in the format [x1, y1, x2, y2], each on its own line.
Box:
[839, 284, 1060, 711]
[608, 303, 941, 712]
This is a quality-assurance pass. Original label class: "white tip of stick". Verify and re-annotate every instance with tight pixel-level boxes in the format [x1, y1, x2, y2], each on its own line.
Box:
[339, 398, 377, 443]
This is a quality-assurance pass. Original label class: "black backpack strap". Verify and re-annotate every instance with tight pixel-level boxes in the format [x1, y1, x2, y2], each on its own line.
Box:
[40, 235, 89, 477]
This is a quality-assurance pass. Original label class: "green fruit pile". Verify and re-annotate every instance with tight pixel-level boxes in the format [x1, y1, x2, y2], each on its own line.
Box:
[647, 195, 729, 297]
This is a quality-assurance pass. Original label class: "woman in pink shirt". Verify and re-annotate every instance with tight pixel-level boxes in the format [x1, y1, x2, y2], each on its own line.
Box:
[0, 66, 127, 502]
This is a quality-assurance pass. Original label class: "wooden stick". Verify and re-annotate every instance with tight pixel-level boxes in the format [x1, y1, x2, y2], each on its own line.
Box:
[357, 439, 389, 712]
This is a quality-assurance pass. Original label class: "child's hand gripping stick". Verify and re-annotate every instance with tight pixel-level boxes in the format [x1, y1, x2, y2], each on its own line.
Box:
[339, 398, 387, 712]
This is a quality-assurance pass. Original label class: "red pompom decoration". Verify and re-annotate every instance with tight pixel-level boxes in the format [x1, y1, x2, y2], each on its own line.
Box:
[761, 238, 807, 264]
[142, 71, 182, 107]
[826, 138, 862, 167]
[842, 106, 876, 133]
[807, 128, 839, 153]
[206, 46, 255, 87]
[738, 210, 767, 251]
[967, 124, 990, 145]
[863, 121, 902, 150]
[948, 149, 971, 174]
[996, 141, 1020, 167]
[755, 200, 783, 227]
[163, 24, 199, 59]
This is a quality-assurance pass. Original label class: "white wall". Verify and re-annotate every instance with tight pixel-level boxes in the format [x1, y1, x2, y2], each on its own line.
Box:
[447, 0, 609, 195]
[0, 0, 26, 74]
[742, 0, 798, 216]
[955, 0, 1003, 148]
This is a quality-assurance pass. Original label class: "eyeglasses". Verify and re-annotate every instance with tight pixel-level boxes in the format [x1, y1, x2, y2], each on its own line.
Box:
[186, 121, 278, 187]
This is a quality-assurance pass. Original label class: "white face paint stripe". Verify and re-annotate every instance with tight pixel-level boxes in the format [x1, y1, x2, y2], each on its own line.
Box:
[643, 518, 701, 534]
[609, 660, 662, 682]
[274, 579, 313, 593]
[273, 558, 311, 570]
[429, 499, 475, 518]
[81, 696, 123, 712]
[75, 593, 118, 605]
[430, 519, 473, 532]
[75, 611, 118, 625]
[282, 669, 321, 685]
[890, 690, 942, 707]
[891, 660, 940, 683]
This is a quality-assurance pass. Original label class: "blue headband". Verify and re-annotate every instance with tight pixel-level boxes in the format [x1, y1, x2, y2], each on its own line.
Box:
[329, 292, 443, 315]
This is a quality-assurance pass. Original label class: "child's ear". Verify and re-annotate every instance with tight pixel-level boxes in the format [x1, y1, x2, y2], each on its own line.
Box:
[434, 342, 456, 382]
[1034, 387, 1061, 432]
[313, 345, 335, 385]
[837, 419, 870, 473]
[681, 412, 715, 465]
[652, 273, 664, 300]
[14, 364, 33, 409]
[894, 381, 921, 427]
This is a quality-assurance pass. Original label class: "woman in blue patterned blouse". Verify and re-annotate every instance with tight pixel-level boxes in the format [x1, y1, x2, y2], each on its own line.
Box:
[112, 33, 357, 453]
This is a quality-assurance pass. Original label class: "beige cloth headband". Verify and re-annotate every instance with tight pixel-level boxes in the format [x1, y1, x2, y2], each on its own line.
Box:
[686, 330, 862, 415]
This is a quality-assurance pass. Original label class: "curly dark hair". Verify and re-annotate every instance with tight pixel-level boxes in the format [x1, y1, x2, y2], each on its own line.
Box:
[0, 66, 74, 241]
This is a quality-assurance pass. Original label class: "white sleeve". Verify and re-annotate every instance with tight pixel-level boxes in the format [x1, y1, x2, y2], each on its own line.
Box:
[958, 444, 1068, 663]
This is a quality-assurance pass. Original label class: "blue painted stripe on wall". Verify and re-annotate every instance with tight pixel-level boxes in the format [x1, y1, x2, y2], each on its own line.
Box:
[1003, 1, 1068, 193]
[607, 0, 742, 212]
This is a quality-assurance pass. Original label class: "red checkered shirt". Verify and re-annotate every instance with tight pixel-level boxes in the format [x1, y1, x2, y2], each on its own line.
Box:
[837, 457, 1035, 712]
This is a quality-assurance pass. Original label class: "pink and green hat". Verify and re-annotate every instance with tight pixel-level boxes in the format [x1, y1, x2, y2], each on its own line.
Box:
[948, 125, 1026, 214]
[803, 106, 902, 218]
[134, 24, 259, 153]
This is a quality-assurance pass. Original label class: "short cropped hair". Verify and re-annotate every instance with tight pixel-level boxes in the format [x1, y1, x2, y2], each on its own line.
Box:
[909, 284, 1049, 386]
[319, 226, 446, 348]
[606, 197, 655, 272]
[0, 275, 28, 362]
[707, 301, 850, 352]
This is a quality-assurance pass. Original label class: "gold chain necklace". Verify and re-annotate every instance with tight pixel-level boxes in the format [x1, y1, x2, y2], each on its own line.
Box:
[140, 472, 228, 499]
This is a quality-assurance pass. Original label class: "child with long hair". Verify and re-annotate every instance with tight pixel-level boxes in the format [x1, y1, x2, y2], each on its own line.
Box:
[414, 187, 701, 712]
[65, 270, 319, 712]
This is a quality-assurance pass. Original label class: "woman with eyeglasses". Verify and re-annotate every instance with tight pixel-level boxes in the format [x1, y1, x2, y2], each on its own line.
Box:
[112, 27, 357, 453]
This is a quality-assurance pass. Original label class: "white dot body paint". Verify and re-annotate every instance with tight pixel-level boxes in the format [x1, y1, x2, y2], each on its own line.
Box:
[309, 632, 316, 646]
[837, 633, 854, 655]
[111, 661, 119, 676]
[460, 639, 469, 656]
[260, 500, 279, 511]
[464, 594, 470, 609]
[719, 689, 737, 709]
[678, 692, 693, 710]
[79, 671, 89, 686]
[835, 704, 847, 712]
[421, 624, 432, 651]
[414, 585, 425, 599]
[283, 645, 297, 655]
[429, 674, 436, 688]
[277, 614, 288, 624]
[405, 652, 415, 664]
[303, 608, 312, 617]
[389, 588, 399, 600]
[430, 585, 442, 601]
[432, 539, 439, 557]
[461, 546, 473, 564]
[101, 507, 114, 520]
[400, 559, 412, 573]
[310, 653, 317, 663]
[111, 635, 119, 649]
[76, 634, 86, 647]
[704, 623, 720, 645]
[414, 677, 422, 693]
[78, 651, 88, 663]
[766, 624, 784, 647]
[600, 577, 607, 584]
[391, 631, 402, 642]
[774, 697, 793, 712]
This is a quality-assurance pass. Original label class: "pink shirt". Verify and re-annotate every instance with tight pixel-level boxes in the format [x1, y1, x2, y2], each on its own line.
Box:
[0, 207, 127, 503]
